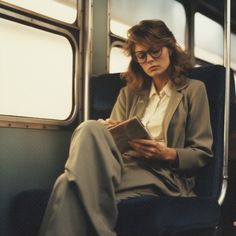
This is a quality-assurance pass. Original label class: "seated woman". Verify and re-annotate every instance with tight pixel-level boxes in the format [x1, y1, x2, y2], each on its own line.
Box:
[39, 19, 213, 236]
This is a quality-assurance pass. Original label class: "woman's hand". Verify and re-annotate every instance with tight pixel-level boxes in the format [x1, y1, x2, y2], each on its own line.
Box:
[98, 118, 121, 129]
[128, 139, 177, 162]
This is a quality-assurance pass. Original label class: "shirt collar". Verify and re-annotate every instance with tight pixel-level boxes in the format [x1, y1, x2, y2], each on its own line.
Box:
[149, 80, 172, 98]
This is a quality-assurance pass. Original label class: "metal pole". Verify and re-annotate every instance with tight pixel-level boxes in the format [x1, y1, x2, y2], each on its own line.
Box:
[218, 0, 231, 205]
[83, 0, 93, 121]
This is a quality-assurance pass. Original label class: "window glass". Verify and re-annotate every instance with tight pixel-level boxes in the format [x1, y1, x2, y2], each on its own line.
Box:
[110, 0, 186, 47]
[0, 18, 73, 120]
[2, 0, 77, 24]
[194, 13, 223, 64]
[110, 46, 131, 73]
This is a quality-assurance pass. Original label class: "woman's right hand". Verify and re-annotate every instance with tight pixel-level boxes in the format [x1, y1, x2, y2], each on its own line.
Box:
[98, 118, 121, 129]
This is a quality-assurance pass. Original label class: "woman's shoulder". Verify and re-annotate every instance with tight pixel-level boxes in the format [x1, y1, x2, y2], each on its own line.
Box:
[175, 78, 207, 98]
[120, 84, 149, 97]
[115, 86, 138, 105]
[180, 78, 208, 102]
[183, 78, 206, 91]
[119, 85, 135, 96]
[188, 78, 205, 86]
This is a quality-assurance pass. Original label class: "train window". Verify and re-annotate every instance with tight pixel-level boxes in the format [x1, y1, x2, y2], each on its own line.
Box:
[2, 0, 77, 24]
[0, 18, 73, 120]
[109, 0, 186, 73]
[109, 46, 130, 73]
[194, 13, 223, 65]
[110, 0, 186, 47]
[110, 20, 130, 39]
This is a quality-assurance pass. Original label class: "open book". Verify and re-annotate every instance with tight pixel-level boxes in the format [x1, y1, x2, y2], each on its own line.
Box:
[108, 116, 152, 153]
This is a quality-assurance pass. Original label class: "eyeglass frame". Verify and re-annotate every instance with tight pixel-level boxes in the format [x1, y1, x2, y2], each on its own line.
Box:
[132, 47, 163, 64]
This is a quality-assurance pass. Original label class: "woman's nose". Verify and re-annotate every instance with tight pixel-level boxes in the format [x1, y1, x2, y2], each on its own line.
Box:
[146, 53, 155, 63]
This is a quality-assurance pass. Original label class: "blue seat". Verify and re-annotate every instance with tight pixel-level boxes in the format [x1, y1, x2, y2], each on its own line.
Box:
[10, 65, 235, 236]
[91, 65, 235, 235]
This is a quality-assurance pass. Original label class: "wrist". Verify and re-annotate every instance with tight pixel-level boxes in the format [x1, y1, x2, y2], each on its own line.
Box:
[165, 147, 177, 161]
[166, 148, 179, 167]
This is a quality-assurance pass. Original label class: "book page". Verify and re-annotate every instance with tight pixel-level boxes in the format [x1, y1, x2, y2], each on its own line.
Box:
[108, 116, 152, 153]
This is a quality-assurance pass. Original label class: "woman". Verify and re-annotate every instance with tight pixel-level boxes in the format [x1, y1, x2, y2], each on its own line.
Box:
[39, 20, 213, 236]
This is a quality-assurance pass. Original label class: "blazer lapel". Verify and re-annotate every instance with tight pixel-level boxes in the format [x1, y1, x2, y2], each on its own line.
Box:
[129, 80, 189, 143]
[163, 88, 183, 142]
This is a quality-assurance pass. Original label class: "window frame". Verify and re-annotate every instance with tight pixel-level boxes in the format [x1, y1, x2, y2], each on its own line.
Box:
[0, 2, 81, 129]
[0, 0, 79, 26]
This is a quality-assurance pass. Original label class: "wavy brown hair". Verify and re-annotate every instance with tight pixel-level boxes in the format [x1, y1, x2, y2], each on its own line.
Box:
[122, 20, 192, 90]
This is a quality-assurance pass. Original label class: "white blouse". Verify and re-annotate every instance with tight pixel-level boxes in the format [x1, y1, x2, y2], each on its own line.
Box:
[141, 80, 173, 145]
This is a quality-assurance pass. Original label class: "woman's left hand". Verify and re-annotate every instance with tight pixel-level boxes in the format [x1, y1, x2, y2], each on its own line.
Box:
[128, 139, 177, 162]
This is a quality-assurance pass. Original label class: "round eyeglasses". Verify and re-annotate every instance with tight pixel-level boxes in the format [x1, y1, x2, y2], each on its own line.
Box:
[133, 47, 163, 64]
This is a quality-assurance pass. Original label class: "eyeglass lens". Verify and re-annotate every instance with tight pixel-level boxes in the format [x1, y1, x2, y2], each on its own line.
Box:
[134, 47, 162, 63]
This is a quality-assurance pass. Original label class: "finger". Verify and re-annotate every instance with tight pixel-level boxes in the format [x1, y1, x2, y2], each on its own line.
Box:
[105, 119, 119, 125]
[97, 119, 105, 124]
[131, 139, 156, 147]
[129, 142, 157, 157]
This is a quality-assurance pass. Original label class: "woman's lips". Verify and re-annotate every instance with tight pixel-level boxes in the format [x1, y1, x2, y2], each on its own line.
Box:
[148, 65, 160, 72]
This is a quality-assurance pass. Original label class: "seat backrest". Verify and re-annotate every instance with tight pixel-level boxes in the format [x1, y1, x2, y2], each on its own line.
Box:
[90, 73, 126, 119]
[90, 65, 235, 198]
[186, 65, 235, 197]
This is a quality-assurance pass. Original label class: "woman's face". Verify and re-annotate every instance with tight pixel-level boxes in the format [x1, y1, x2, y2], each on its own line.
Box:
[134, 44, 171, 79]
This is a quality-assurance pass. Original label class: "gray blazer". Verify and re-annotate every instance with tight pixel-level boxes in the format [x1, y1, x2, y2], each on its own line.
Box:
[110, 78, 213, 173]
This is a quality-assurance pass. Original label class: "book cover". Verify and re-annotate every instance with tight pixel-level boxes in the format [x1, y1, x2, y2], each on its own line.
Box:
[108, 116, 152, 153]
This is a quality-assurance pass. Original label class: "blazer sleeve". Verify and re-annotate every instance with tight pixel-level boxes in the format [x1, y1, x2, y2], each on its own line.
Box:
[175, 81, 213, 171]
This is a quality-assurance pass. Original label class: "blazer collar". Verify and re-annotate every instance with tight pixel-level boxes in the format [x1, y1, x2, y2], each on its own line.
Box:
[134, 77, 190, 95]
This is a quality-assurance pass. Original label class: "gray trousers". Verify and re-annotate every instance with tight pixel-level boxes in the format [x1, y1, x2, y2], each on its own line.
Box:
[39, 120, 191, 236]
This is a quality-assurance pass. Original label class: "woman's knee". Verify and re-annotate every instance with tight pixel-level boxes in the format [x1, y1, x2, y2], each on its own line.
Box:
[72, 120, 108, 142]
[79, 120, 103, 131]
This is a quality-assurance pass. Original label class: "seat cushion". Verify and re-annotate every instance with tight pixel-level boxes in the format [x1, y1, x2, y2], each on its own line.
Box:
[116, 196, 220, 236]
[11, 190, 220, 236]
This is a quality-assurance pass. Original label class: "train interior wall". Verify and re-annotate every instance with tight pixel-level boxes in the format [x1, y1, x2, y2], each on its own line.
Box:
[0, 127, 72, 236]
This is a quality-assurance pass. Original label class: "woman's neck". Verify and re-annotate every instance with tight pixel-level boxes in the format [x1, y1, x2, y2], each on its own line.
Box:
[153, 75, 169, 93]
